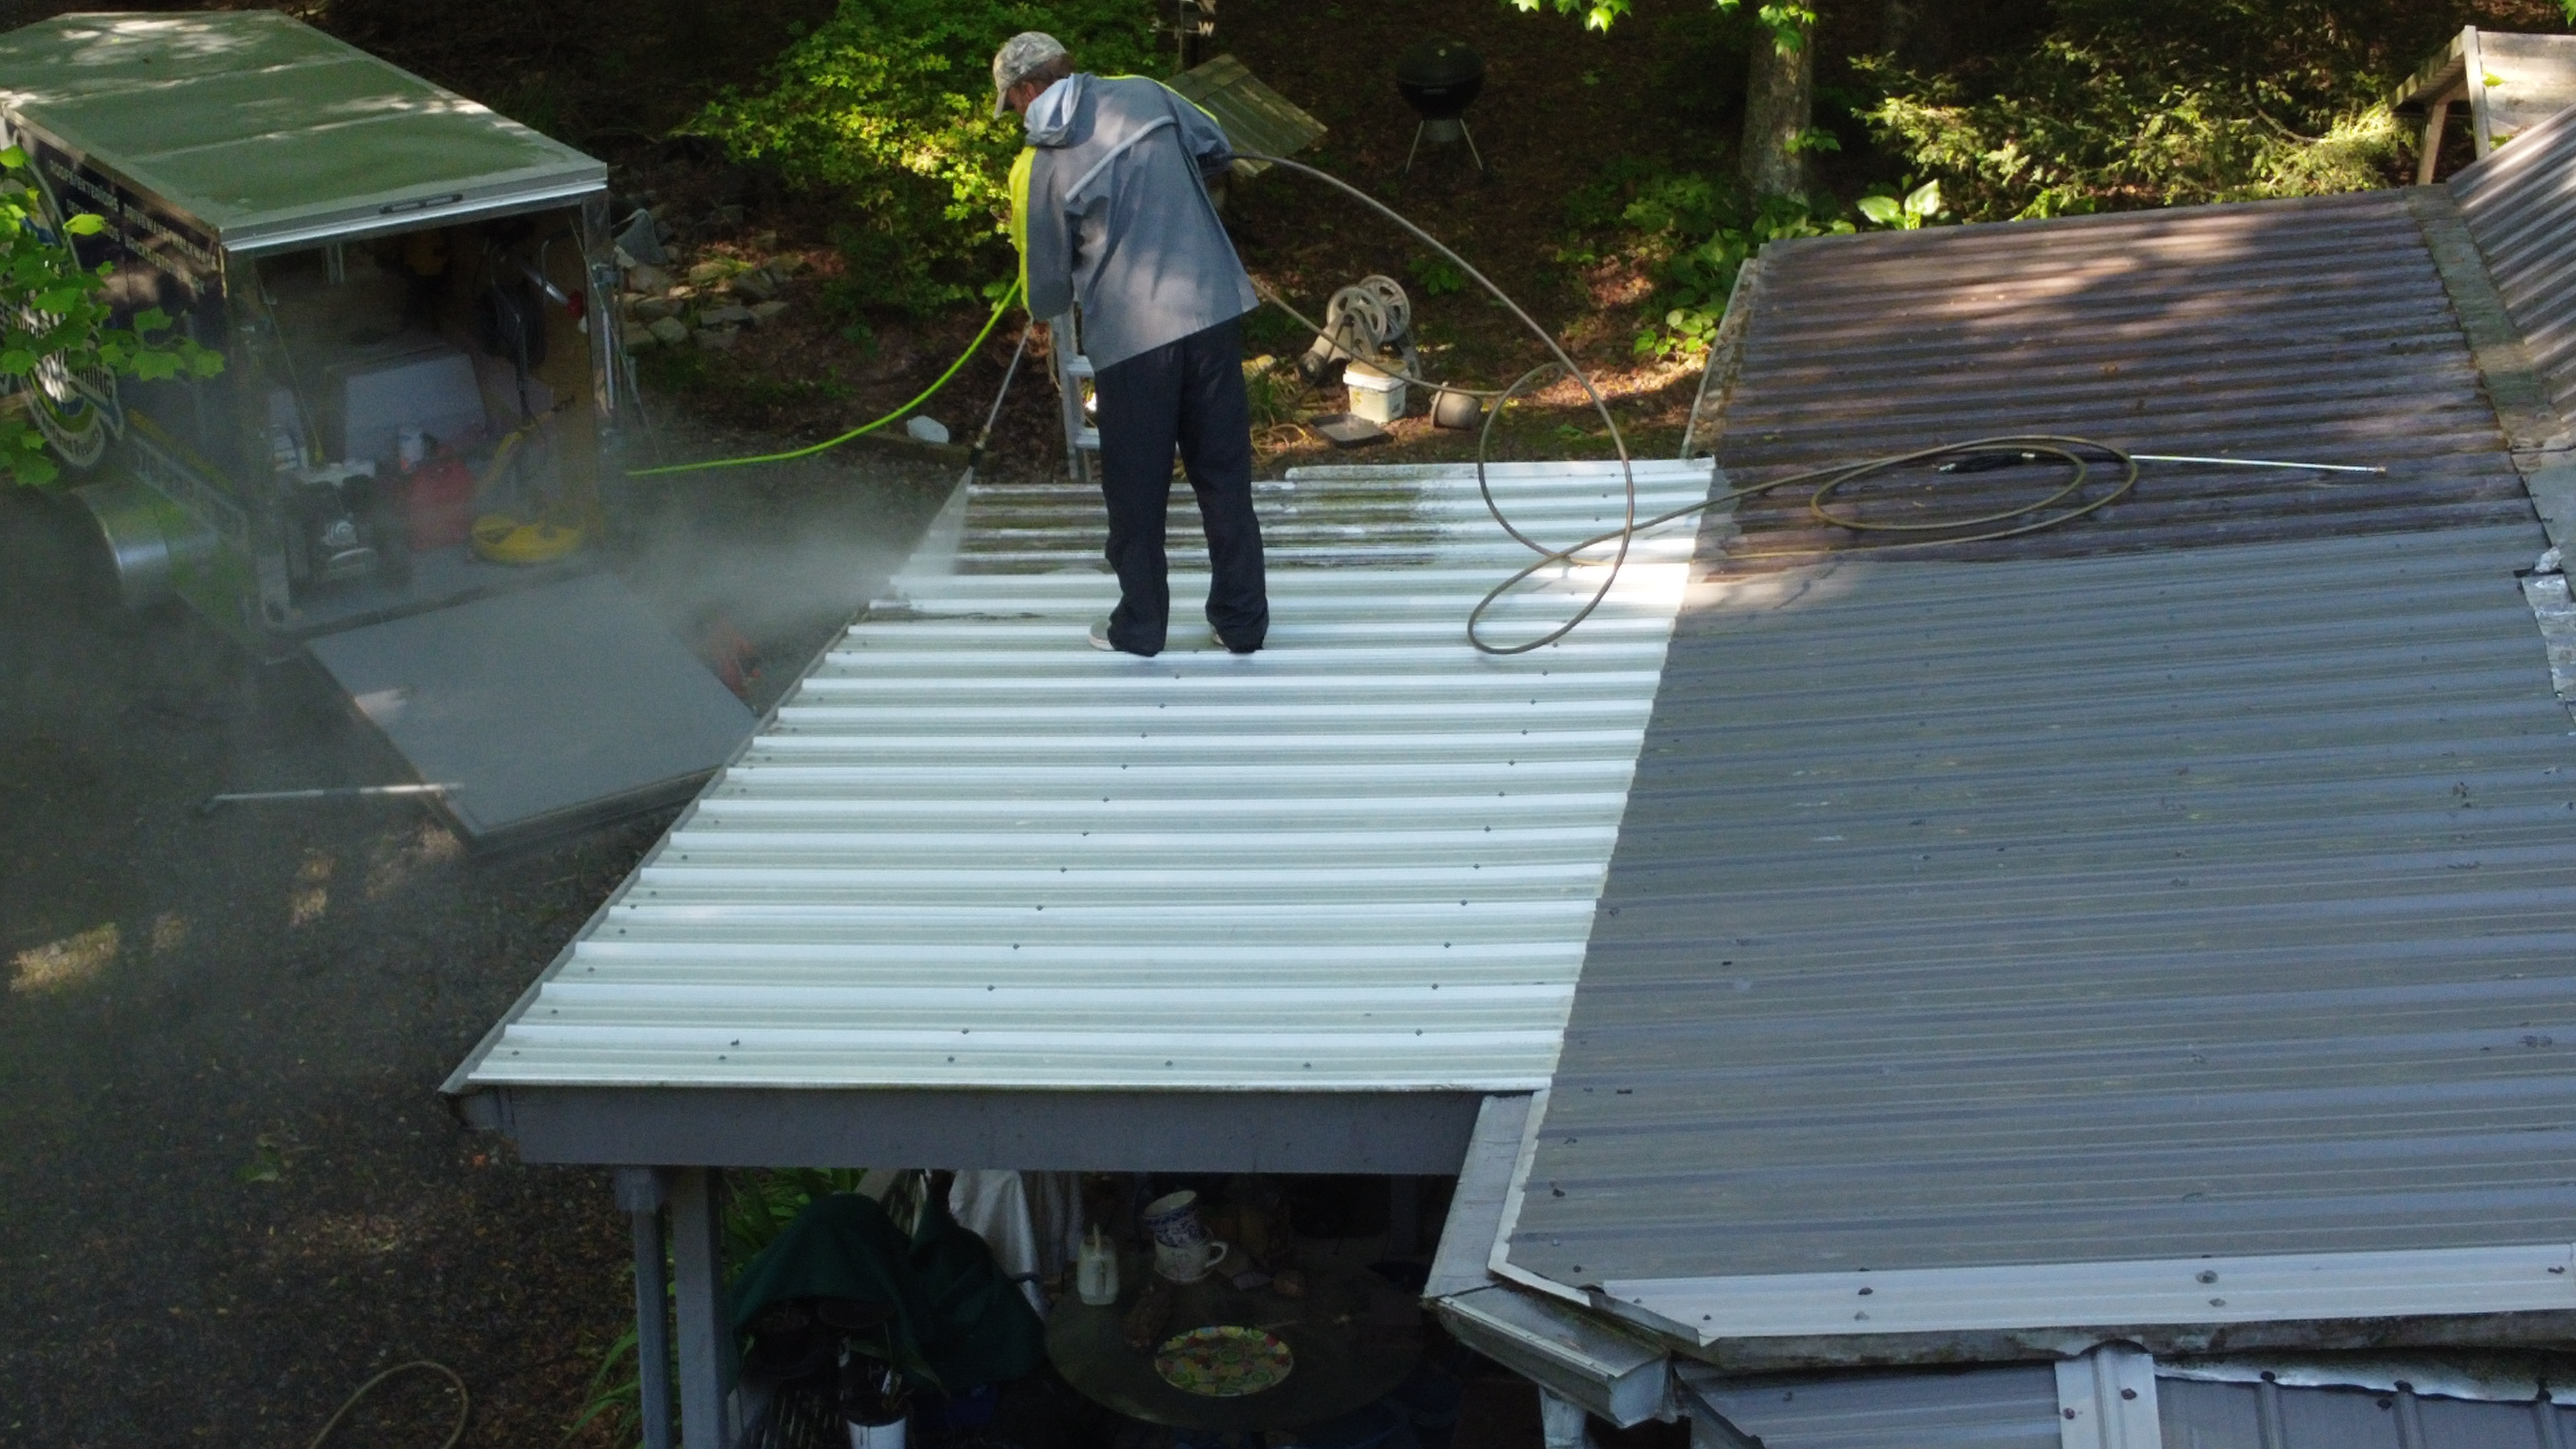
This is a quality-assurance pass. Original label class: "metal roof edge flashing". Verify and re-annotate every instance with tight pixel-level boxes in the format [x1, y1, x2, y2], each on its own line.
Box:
[1571, 1243, 2576, 1361]
[1431, 1285, 1672, 1426]
[1486, 1086, 1590, 1309]
[223, 174, 607, 255]
[1759, 186, 2406, 263]
[1680, 257, 1766, 460]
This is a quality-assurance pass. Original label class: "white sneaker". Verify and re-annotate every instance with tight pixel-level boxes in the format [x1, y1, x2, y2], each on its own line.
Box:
[1088, 618, 1116, 650]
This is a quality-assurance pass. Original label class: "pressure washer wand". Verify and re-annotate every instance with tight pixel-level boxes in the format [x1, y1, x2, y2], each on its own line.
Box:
[958, 323, 1034, 488]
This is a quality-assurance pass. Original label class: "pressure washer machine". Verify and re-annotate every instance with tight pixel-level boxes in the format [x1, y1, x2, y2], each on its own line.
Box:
[0, 13, 752, 842]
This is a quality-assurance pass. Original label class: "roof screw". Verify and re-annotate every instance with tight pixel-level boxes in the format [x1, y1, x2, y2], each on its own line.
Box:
[2195, 1270, 2218, 1283]
[2121, 1388, 2137, 1401]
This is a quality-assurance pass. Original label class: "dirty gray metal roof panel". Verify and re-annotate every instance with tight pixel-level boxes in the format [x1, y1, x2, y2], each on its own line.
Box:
[2161, 1378, 2576, 1449]
[447, 460, 1709, 1099]
[2452, 100, 2576, 430]
[0, 12, 603, 251]
[1502, 520, 2576, 1346]
[1685, 1362, 2065, 1449]
[1683, 1360, 2576, 1449]
[1706, 191, 2531, 565]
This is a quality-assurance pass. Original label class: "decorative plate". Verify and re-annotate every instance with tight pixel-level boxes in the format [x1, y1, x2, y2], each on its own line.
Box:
[1153, 1325, 1294, 1397]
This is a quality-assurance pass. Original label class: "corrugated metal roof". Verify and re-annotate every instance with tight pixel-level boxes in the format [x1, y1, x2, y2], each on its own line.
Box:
[1706, 191, 2532, 564]
[0, 12, 603, 251]
[1502, 519, 2576, 1344]
[1684, 1361, 2576, 1449]
[2453, 100, 2576, 430]
[449, 459, 1710, 1095]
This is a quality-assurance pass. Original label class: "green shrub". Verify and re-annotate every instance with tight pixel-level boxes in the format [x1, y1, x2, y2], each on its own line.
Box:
[691, 0, 1159, 313]
[1859, 1, 2444, 221]
[1624, 181, 1853, 362]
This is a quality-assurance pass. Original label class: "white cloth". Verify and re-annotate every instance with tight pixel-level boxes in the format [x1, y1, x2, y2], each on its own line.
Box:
[947, 1170, 1080, 1316]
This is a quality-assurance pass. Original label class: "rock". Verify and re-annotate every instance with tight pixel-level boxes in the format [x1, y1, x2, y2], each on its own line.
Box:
[730, 269, 779, 302]
[698, 304, 757, 328]
[768, 254, 809, 276]
[648, 316, 690, 347]
[696, 327, 741, 350]
[687, 260, 739, 286]
[905, 415, 951, 445]
[750, 231, 779, 252]
[749, 300, 790, 326]
[625, 329, 658, 354]
[625, 261, 672, 294]
[633, 296, 679, 323]
[614, 209, 671, 266]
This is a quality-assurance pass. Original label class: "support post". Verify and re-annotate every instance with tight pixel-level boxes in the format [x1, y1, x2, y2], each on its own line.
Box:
[614, 1168, 675, 1449]
[2418, 93, 2455, 185]
[670, 1167, 734, 1449]
[1387, 1175, 1420, 1257]
[1540, 1388, 1598, 1449]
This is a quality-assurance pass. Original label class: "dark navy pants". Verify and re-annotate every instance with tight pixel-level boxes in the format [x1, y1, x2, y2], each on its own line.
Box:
[1091, 316, 1268, 655]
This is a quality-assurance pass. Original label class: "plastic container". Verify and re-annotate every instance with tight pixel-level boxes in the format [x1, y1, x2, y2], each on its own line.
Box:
[405, 453, 478, 551]
[1077, 1226, 1121, 1306]
[845, 1416, 905, 1449]
[1343, 362, 1406, 424]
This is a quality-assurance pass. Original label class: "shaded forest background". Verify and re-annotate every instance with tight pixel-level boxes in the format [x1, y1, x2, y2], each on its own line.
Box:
[13, 0, 2565, 462]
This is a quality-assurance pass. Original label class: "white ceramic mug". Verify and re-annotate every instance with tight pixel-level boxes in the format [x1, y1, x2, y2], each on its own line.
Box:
[1144, 1189, 1211, 1248]
[1153, 1236, 1231, 1283]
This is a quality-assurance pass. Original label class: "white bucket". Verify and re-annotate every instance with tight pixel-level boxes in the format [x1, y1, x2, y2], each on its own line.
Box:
[1344, 362, 1406, 424]
[848, 1416, 907, 1449]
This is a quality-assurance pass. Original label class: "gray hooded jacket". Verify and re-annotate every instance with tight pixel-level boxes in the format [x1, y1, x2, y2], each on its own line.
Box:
[1009, 73, 1260, 372]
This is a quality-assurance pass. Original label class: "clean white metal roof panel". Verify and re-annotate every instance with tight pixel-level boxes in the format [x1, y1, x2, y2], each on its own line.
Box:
[450, 459, 1709, 1094]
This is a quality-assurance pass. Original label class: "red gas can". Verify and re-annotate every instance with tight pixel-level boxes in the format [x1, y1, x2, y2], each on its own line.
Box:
[405, 453, 478, 551]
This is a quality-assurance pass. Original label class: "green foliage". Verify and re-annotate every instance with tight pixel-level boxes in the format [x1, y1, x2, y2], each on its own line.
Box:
[1242, 354, 1301, 430]
[1618, 179, 1854, 362]
[569, 1168, 868, 1446]
[692, 0, 1159, 314]
[1406, 254, 1466, 297]
[565, 1325, 646, 1446]
[1722, 0, 1816, 56]
[725, 1168, 869, 1269]
[1506, 0, 1632, 37]
[0, 146, 222, 489]
[1857, 179, 1945, 229]
[1860, 1, 2445, 221]
[1511, 0, 1810, 55]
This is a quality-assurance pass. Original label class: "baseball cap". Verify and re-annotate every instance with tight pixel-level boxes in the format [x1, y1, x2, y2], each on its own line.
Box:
[992, 32, 1070, 117]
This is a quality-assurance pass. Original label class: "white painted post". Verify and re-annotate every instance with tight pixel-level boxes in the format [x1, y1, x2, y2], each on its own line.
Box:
[614, 1168, 674, 1449]
[670, 1168, 733, 1449]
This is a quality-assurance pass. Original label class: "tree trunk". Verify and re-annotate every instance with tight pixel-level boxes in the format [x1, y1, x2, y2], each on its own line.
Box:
[1880, 0, 1918, 64]
[1740, 19, 1815, 199]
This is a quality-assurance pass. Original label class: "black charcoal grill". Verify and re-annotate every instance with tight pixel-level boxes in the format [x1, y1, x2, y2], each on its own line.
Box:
[1396, 38, 1486, 174]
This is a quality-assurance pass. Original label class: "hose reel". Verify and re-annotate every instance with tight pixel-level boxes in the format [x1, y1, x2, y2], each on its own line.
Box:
[1298, 274, 1419, 382]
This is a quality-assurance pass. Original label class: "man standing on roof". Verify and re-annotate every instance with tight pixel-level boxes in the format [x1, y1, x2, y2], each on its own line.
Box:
[996, 31, 1268, 657]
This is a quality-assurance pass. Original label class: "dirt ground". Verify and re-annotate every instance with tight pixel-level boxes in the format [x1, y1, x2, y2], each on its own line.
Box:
[0, 422, 953, 1445]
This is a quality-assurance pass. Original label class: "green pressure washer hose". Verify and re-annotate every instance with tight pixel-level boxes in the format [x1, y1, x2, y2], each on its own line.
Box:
[625, 281, 1024, 477]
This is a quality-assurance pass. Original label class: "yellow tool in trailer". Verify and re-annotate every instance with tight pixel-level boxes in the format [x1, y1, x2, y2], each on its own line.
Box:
[469, 513, 584, 564]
